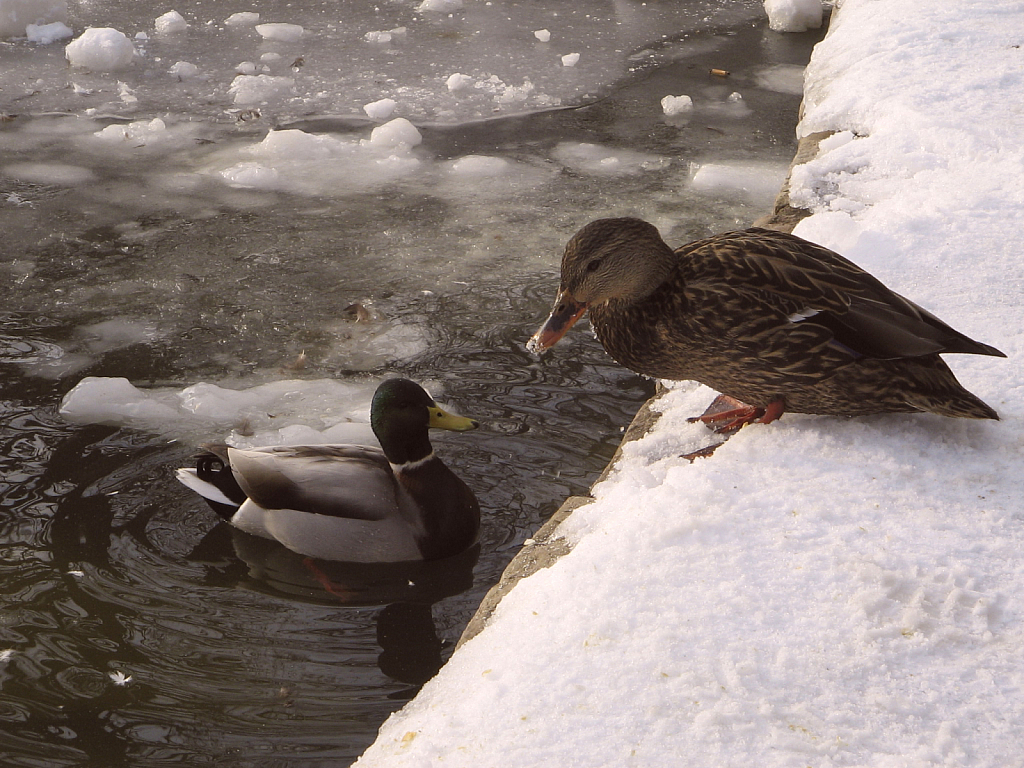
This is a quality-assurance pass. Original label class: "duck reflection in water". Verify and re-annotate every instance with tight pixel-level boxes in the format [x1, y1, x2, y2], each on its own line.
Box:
[222, 529, 479, 691]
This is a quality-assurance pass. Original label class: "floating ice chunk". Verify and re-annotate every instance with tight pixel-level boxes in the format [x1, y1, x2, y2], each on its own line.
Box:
[534, 29, 550, 42]
[26, 21, 72, 44]
[255, 22, 304, 42]
[224, 11, 260, 27]
[154, 10, 188, 36]
[763, 0, 822, 33]
[220, 161, 280, 189]
[415, 0, 463, 12]
[494, 79, 534, 104]
[690, 162, 788, 202]
[3, 161, 95, 185]
[449, 155, 510, 177]
[94, 117, 164, 143]
[60, 377, 180, 426]
[87, 117, 206, 154]
[553, 142, 670, 176]
[260, 52, 282, 63]
[76, 319, 158, 351]
[117, 81, 137, 104]
[363, 98, 397, 119]
[65, 27, 135, 71]
[0, 0, 66, 38]
[213, 124, 423, 195]
[235, 60, 258, 75]
[728, 91, 743, 102]
[364, 30, 391, 44]
[446, 73, 474, 92]
[389, 26, 407, 37]
[754, 64, 805, 95]
[561, 52, 580, 67]
[229, 74, 296, 105]
[135, 31, 148, 40]
[367, 118, 422, 149]
[60, 376, 380, 446]
[661, 94, 693, 115]
[168, 61, 200, 78]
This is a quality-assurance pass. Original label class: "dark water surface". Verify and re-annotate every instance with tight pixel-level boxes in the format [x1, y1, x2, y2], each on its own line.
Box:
[0, 9, 825, 766]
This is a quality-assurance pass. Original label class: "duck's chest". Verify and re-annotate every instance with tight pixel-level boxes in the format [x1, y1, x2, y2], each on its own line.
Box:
[588, 294, 714, 381]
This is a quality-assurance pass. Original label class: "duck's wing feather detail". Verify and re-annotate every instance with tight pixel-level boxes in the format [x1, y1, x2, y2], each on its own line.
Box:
[226, 444, 400, 522]
[678, 228, 1005, 361]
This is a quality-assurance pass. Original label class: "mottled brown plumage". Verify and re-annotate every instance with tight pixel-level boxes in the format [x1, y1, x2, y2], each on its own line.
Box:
[528, 217, 1004, 425]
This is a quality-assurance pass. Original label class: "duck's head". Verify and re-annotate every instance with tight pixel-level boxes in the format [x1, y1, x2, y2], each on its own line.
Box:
[370, 378, 479, 465]
[527, 217, 675, 353]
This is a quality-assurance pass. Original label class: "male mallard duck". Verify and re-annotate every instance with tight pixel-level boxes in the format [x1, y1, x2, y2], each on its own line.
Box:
[176, 378, 481, 562]
[528, 218, 1004, 428]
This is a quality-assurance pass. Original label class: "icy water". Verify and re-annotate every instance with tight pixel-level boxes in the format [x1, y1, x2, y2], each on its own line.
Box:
[1, 1, 824, 765]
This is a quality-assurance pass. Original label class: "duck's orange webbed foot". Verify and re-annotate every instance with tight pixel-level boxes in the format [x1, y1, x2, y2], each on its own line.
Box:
[303, 557, 357, 600]
[688, 395, 785, 434]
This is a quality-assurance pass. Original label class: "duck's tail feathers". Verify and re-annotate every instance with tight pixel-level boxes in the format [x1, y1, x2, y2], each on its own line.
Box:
[900, 358, 1001, 420]
[176, 468, 238, 507]
[176, 452, 247, 520]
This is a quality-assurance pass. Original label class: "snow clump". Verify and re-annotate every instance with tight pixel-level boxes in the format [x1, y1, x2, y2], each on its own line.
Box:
[661, 94, 693, 115]
[368, 118, 421, 149]
[0, 0, 66, 38]
[255, 23, 304, 42]
[229, 74, 295, 105]
[65, 27, 135, 71]
[26, 21, 72, 44]
[763, 0, 823, 32]
[168, 61, 200, 79]
[363, 98, 397, 119]
[415, 0, 463, 12]
[154, 10, 188, 36]
[224, 12, 259, 27]
[446, 73, 474, 92]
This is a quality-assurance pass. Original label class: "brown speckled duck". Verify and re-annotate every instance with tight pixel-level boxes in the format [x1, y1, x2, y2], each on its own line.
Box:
[528, 217, 1004, 429]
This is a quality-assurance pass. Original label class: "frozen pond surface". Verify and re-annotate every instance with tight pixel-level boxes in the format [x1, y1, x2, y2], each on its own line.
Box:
[1, 0, 823, 764]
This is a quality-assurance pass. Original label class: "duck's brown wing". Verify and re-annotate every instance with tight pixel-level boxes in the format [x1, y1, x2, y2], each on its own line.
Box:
[677, 228, 1004, 361]
[225, 444, 400, 521]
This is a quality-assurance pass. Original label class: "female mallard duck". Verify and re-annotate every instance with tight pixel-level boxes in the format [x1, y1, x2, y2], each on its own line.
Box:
[528, 217, 1004, 429]
[176, 378, 480, 562]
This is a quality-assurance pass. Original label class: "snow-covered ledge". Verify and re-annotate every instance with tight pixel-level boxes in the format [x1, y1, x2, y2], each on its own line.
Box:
[357, 0, 1024, 764]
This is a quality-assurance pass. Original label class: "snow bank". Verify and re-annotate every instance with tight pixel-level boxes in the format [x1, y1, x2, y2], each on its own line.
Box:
[354, 1, 1024, 765]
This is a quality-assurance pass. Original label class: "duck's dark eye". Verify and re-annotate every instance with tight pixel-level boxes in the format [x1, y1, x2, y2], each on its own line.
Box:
[586, 259, 602, 273]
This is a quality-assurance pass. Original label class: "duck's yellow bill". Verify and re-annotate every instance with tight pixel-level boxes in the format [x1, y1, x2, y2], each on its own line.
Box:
[428, 405, 479, 432]
[526, 291, 588, 354]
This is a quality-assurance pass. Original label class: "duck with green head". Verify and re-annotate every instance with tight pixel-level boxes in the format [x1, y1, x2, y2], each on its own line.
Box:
[176, 378, 481, 562]
[529, 217, 1005, 429]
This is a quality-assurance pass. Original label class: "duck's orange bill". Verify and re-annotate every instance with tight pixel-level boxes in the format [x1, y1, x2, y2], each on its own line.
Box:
[526, 291, 588, 353]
